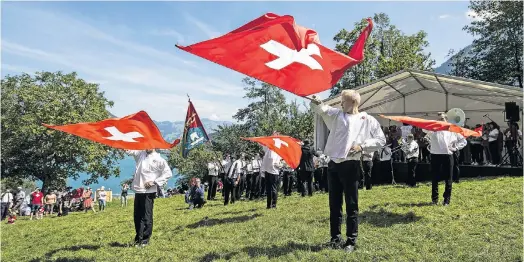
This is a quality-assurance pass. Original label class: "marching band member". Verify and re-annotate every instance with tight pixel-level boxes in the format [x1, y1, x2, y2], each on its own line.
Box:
[402, 134, 419, 187]
[427, 113, 467, 205]
[261, 135, 283, 209]
[224, 154, 242, 206]
[298, 140, 319, 197]
[311, 90, 386, 253]
[249, 154, 262, 200]
[359, 152, 374, 190]
[206, 159, 220, 201]
[281, 159, 294, 196]
[317, 150, 330, 192]
[379, 139, 395, 184]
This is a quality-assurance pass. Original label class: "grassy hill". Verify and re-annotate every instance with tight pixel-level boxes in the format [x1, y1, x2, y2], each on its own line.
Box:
[2, 177, 522, 261]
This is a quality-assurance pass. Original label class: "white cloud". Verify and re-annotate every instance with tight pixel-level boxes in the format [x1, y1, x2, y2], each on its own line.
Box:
[438, 14, 450, 19]
[2, 6, 244, 122]
[209, 114, 220, 121]
[183, 13, 222, 39]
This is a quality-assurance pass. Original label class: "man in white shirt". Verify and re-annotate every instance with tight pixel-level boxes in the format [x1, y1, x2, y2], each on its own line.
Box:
[379, 141, 395, 184]
[245, 156, 254, 199]
[402, 134, 419, 187]
[207, 160, 220, 201]
[126, 149, 173, 247]
[261, 133, 283, 209]
[311, 90, 386, 253]
[317, 151, 330, 193]
[224, 154, 242, 206]
[236, 153, 248, 200]
[1, 189, 14, 221]
[427, 122, 467, 205]
[249, 154, 262, 200]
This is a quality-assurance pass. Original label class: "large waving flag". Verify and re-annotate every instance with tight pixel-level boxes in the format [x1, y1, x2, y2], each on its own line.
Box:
[43, 111, 180, 150]
[176, 13, 373, 97]
[242, 135, 302, 169]
[182, 99, 210, 158]
[380, 115, 481, 137]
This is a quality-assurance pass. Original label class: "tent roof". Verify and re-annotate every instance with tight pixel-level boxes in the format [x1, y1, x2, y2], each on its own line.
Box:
[322, 69, 523, 129]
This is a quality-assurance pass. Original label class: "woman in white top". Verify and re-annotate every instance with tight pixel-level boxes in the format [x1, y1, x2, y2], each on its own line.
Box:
[488, 122, 501, 165]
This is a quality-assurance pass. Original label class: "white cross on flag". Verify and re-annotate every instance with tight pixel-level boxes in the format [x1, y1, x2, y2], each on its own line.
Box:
[43, 111, 180, 150]
[242, 135, 302, 169]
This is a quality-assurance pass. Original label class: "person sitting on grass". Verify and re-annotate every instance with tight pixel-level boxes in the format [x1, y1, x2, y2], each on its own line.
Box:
[187, 178, 206, 210]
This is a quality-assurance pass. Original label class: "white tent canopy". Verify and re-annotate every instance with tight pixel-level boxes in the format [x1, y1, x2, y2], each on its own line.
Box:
[314, 69, 523, 150]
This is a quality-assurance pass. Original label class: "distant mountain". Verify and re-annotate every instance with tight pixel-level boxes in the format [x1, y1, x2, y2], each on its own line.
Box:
[434, 44, 474, 74]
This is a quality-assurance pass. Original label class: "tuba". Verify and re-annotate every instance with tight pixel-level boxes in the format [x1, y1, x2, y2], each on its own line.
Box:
[426, 108, 466, 152]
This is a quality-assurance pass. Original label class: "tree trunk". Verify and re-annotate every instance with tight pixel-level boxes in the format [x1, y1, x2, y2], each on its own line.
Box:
[514, 45, 523, 88]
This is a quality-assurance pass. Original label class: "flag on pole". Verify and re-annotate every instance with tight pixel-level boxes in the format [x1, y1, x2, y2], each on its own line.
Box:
[182, 99, 210, 158]
[241, 135, 302, 169]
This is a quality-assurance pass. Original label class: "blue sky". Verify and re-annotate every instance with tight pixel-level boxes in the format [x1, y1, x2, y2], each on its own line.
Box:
[2, 1, 477, 122]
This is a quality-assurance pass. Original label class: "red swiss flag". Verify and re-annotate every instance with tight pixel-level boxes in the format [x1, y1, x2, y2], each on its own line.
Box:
[379, 115, 481, 137]
[43, 111, 180, 150]
[176, 13, 373, 97]
[242, 135, 302, 169]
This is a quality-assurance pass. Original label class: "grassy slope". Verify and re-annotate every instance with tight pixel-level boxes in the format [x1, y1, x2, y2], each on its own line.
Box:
[2, 177, 522, 262]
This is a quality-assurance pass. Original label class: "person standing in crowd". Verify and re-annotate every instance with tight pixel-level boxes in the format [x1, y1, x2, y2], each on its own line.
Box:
[1, 189, 14, 221]
[249, 154, 262, 200]
[98, 186, 107, 212]
[121, 184, 129, 207]
[220, 155, 231, 198]
[488, 122, 501, 165]
[311, 90, 386, 253]
[317, 150, 330, 193]
[402, 134, 419, 187]
[83, 187, 96, 213]
[126, 149, 173, 247]
[298, 140, 319, 197]
[399, 123, 413, 162]
[30, 188, 44, 220]
[187, 178, 206, 209]
[244, 155, 254, 200]
[482, 123, 493, 165]
[44, 190, 57, 216]
[470, 124, 484, 165]
[12, 187, 25, 213]
[236, 153, 247, 200]
[261, 133, 283, 209]
[224, 154, 242, 206]
[428, 113, 467, 206]
[359, 151, 374, 190]
[378, 140, 395, 184]
[206, 159, 219, 201]
[281, 159, 294, 196]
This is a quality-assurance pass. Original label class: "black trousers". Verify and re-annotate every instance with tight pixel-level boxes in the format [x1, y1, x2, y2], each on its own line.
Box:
[300, 170, 314, 196]
[379, 160, 393, 184]
[0, 203, 9, 220]
[134, 193, 156, 244]
[431, 154, 454, 203]
[245, 173, 253, 199]
[420, 146, 431, 163]
[489, 141, 500, 164]
[328, 160, 360, 245]
[207, 176, 218, 200]
[358, 161, 373, 190]
[260, 176, 267, 197]
[282, 171, 294, 195]
[321, 167, 329, 192]
[235, 174, 246, 200]
[452, 152, 460, 182]
[407, 157, 418, 186]
[223, 178, 237, 205]
[471, 143, 484, 164]
[265, 172, 279, 208]
[314, 168, 322, 191]
[250, 172, 261, 200]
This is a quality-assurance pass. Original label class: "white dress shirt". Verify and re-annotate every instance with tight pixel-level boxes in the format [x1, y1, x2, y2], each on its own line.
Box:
[221, 159, 231, 174]
[318, 154, 329, 167]
[488, 129, 499, 142]
[126, 150, 173, 194]
[261, 147, 282, 175]
[311, 102, 386, 163]
[428, 131, 467, 155]
[207, 162, 219, 176]
[1, 192, 13, 204]
[251, 159, 261, 173]
[402, 140, 419, 159]
[379, 146, 392, 161]
[400, 125, 413, 139]
[227, 159, 242, 179]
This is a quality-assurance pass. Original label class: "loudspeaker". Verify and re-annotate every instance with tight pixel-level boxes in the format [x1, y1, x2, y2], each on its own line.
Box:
[505, 102, 520, 122]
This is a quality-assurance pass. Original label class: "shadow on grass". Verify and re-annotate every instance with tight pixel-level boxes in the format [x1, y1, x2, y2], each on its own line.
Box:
[360, 208, 422, 227]
[369, 202, 435, 209]
[198, 241, 325, 261]
[187, 214, 262, 229]
[215, 208, 257, 216]
[28, 244, 100, 262]
[30, 257, 95, 262]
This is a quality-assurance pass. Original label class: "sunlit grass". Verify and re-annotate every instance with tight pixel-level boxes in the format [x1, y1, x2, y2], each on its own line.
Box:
[2, 176, 522, 261]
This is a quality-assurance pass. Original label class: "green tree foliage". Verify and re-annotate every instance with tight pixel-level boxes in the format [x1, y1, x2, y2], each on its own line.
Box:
[331, 13, 435, 96]
[1, 72, 124, 192]
[167, 144, 220, 183]
[448, 1, 523, 88]
[1, 177, 37, 192]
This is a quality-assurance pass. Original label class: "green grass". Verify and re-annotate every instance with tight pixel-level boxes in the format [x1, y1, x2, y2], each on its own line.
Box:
[2, 176, 523, 262]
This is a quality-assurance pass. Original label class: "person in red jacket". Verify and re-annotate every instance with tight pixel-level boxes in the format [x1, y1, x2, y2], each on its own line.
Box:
[30, 188, 44, 221]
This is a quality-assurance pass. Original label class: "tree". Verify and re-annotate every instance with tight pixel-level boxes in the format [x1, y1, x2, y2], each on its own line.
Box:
[1, 72, 124, 192]
[167, 144, 219, 183]
[331, 13, 435, 96]
[449, 1, 523, 88]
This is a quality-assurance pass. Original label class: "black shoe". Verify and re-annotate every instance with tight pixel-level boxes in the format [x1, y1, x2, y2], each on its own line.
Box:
[432, 200, 438, 205]
[343, 240, 355, 253]
[326, 237, 343, 249]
